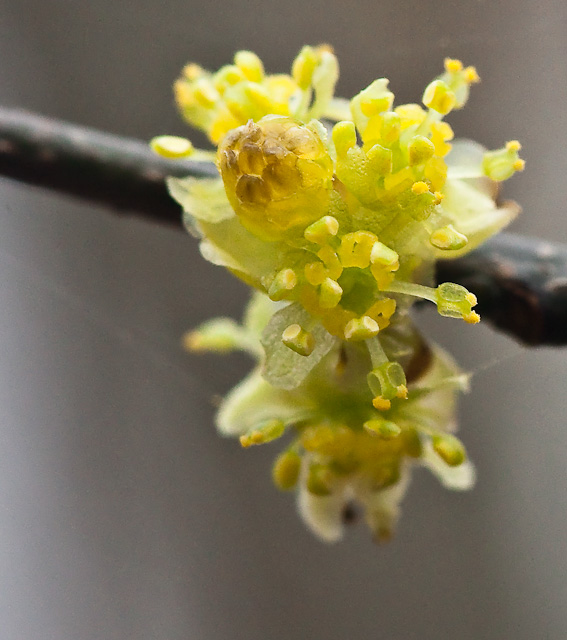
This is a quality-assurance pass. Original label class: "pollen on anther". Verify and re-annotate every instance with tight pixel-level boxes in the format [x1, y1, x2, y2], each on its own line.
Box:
[412, 181, 430, 195]
[444, 58, 463, 73]
[372, 396, 391, 411]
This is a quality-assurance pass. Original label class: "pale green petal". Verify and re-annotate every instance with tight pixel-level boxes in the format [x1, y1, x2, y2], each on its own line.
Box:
[436, 178, 519, 259]
[243, 292, 283, 336]
[169, 175, 283, 283]
[399, 344, 466, 434]
[261, 303, 338, 390]
[308, 51, 340, 119]
[216, 370, 314, 437]
[360, 469, 411, 541]
[198, 216, 283, 284]
[446, 139, 485, 179]
[167, 176, 234, 223]
[187, 317, 262, 357]
[421, 441, 476, 490]
[322, 97, 352, 122]
[297, 461, 346, 543]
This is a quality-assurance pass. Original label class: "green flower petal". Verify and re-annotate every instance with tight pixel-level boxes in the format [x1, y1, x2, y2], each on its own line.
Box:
[436, 178, 519, 259]
[167, 176, 234, 223]
[216, 369, 314, 436]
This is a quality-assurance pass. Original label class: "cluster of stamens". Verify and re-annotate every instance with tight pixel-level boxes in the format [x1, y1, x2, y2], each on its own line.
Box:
[160, 48, 524, 542]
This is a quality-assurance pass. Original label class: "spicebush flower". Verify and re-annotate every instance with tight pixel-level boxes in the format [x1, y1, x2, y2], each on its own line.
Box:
[154, 47, 523, 542]
[190, 294, 474, 542]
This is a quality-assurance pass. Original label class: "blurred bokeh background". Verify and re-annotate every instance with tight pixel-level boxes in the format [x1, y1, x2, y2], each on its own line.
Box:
[0, 1, 566, 638]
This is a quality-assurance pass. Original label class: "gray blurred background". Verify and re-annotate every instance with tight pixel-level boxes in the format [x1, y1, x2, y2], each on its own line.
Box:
[0, 1, 566, 638]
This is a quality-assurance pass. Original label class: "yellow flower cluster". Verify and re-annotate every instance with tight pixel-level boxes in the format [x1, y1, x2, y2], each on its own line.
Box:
[174, 45, 337, 144]
[157, 47, 524, 542]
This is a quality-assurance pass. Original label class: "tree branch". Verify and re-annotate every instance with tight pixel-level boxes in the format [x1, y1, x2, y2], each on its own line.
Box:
[0, 107, 217, 226]
[0, 107, 565, 346]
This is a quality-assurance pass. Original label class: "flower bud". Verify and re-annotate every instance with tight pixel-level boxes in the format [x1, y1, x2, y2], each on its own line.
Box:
[218, 117, 334, 239]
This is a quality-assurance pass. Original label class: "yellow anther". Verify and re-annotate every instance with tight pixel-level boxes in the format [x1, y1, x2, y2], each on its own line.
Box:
[272, 450, 301, 490]
[193, 79, 218, 108]
[364, 419, 401, 439]
[333, 120, 357, 156]
[282, 323, 315, 356]
[370, 259, 398, 291]
[365, 298, 397, 329]
[432, 434, 466, 467]
[245, 84, 273, 112]
[301, 424, 355, 456]
[436, 282, 479, 321]
[412, 181, 430, 196]
[306, 463, 333, 496]
[150, 135, 194, 158]
[444, 58, 463, 73]
[356, 79, 394, 116]
[395, 103, 426, 128]
[424, 156, 448, 192]
[292, 45, 318, 90]
[338, 231, 378, 268]
[464, 66, 480, 84]
[239, 419, 285, 448]
[464, 311, 481, 324]
[317, 245, 343, 280]
[366, 143, 393, 174]
[384, 167, 414, 194]
[433, 191, 444, 205]
[372, 396, 391, 411]
[430, 225, 469, 251]
[234, 50, 265, 83]
[422, 80, 456, 115]
[182, 63, 203, 80]
[183, 329, 230, 353]
[370, 241, 399, 267]
[483, 140, 524, 181]
[430, 121, 454, 157]
[214, 65, 246, 91]
[304, 216, 339, 244]
[304, 261, 327, 286]
[367, 361, 408, 401]
[268, 268, 298, 301]
[380, 111, 402, 143]
[408, 135, 436, 165]
[319, 278, 343, 309]
[396, 384, 408, 399]
[344, 316, 380, 341]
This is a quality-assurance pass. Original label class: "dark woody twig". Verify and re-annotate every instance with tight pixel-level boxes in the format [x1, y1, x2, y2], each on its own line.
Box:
[0, 107, 217, 226]
[0, 107, 565, 346]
